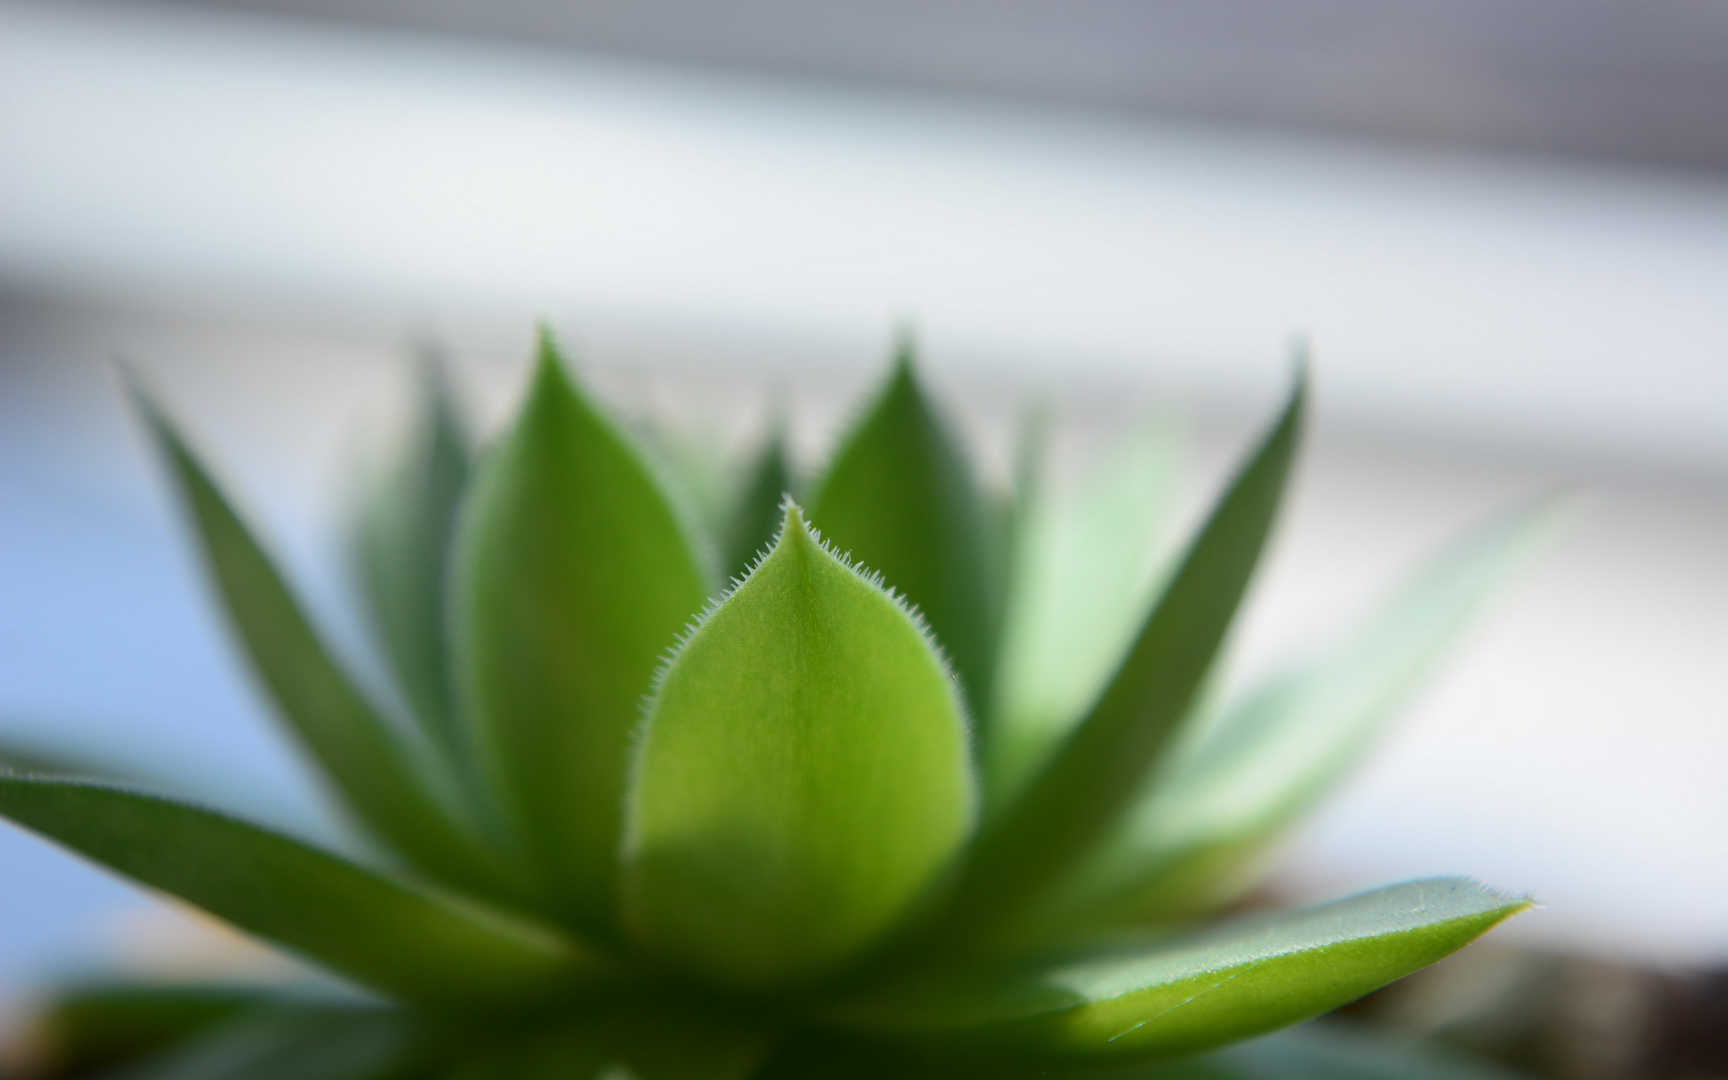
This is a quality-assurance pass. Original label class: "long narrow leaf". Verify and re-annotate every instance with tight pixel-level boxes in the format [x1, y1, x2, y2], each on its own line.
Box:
[808, 341, 1003, 729]
[1037, 501, 1557, 933]
[829, 878, 1527, 1063]
[756, 1025, 1522, 1079]
[940, 369, 1305, 939]
[351, 354, 472, 765]
[439, 1008, 771, 1080]
[1188, 1024, 1530, 1080]
[131, 383, 505, 896]
[28, 981, 295, 1075]
[987, 429, 1180, 812]
[112, 1006, 409, 1080]
[0, 775, 603, 1002]
[452, 331, 711, 929]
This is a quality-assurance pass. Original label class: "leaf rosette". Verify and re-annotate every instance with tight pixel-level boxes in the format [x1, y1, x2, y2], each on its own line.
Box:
[0, 328, 1548, 1079]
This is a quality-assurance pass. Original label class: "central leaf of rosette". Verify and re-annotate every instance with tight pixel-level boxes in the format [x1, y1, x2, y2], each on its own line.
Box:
[622, 501, 976, 988]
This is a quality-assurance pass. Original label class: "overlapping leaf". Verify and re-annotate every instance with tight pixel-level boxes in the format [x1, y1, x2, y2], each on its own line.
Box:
[829, 878, 1527, 1063]
[624, 503, 975, 986]
[452, 331, 711, 929]
[988, 430, 1180, 811]
[808, 344, 1002, 726]
[351, 355, 472, 764]
[132, 386, 501, 894]
[0, 775, 602, 1002]
[112, 1006, 408, 1080]
[1036, 501, 1556, 932]
[29, 981, 294, 1075]
[439, 1008, 772, 1080]
[756, 1025, 1521, 1079]
[942, 371, 1305, 939]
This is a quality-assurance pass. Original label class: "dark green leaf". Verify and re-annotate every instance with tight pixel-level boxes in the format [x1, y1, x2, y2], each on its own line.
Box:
[756, 1025, 1525, 1079]
[1184, 1024, 1531, 1079]
[1036, 501, 1557, 934]
[130, 381, 505, 896]
[111, 1006, 409, 1080]
[0, 722, 362, 856]
[437, 1008, 771, 1080]
[719, 425, 794, 581]
[829, 878, 1527, 1063]
[941, 369, 1305, 941]
[807, 341, 1002, 728]
[0, 775, 604, 1002]
[451, 330, 712, 929]
[28, 981, 293, 1074]
[351, 352, 472, 765]
[623, 502, 975, 987]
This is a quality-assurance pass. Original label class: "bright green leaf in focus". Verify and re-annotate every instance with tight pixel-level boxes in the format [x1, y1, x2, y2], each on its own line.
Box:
[828, 877, 1527, 1064]
[1038, 501, 1558, 933]
[452, 330, 711, 929]
[351, 353, 472, 766]
[623, 502, 975, 987]
[808, 341, 1002, 726]
[942, 369, 1305, 941]
[0, 775, 602, 1003]
[131, 386, 501, 895]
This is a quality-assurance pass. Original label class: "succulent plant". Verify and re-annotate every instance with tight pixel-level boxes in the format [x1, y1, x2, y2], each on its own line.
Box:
[0, 330, 1546, 1078]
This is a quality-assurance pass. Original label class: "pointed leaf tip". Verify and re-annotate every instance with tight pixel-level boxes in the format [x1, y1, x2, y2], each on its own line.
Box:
[132, 383, 499, 895]
[624, 501, 976, 987]
[945, 370, 1305, 941]
[1041, 494, 1556, 932]
[832, 877, 1527, 1063]
[454, 332, 710, 931]
[350, 349, 473, 766]
[808, 347, 1003, 730]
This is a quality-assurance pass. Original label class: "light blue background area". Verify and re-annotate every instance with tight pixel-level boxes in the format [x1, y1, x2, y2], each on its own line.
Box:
[0, 349, 350, 992]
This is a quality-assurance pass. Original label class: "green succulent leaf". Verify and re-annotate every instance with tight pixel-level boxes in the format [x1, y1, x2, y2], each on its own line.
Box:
[623, 501, 976, 987]
[631, 416, 737, 555]
[0, 775, 602, 1002]
[439, 1008, 771, 1080]
[0, 727, 152, 790]
[452, 330, 712, 929]
[988, 429, 1179, 812]
[808, 340, 1002, 726]
[112, 1006, 409, 1080]
[829, 877, 1527, 1063]
[719, 425, 795, 580]
[1172, 1024, 1531, 1080]
[943, 369, 1304, 940]
[756, 1025, 1523, 1079]
[351, 353, 472, 764]
[131, 384, 502, 894]
[1042, 501, 1557, 931]
[29, 981, 293, 1074]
